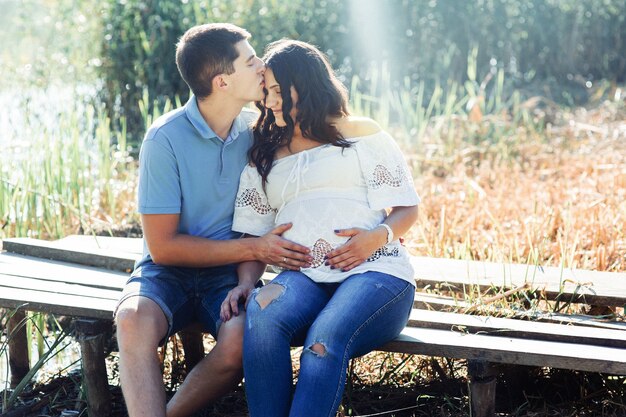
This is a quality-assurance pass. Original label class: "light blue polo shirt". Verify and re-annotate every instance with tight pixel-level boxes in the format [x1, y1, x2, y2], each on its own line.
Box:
[136, 95, 257, 267]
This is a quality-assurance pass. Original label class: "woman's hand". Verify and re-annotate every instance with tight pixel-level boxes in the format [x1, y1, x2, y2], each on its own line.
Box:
[326, 206, 419, 272]
[324, 227, 388, 272]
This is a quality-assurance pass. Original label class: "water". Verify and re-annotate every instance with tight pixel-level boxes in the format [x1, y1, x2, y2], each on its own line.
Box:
[0, 84, 97, 148]
[0, 333, 82, 391]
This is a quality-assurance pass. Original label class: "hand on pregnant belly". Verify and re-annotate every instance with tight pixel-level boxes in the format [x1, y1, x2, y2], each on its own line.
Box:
[324, 227, 387, 272]
[309, 238, 334, 268]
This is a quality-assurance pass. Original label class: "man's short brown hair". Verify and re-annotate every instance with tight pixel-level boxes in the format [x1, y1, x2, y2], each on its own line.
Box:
[176, 23, 251, 99]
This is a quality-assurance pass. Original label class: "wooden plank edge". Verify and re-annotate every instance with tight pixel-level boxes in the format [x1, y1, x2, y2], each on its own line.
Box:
[0, 299, 114, 320]
[379, 327, 626, 375]
[3, 239, 136, 272]
[412, 293, 625, 330]
[0, 275, 122, 300]
[406, 309, 626, 349]
[415, 278, 625, 307]
[0, 288, 117, 320]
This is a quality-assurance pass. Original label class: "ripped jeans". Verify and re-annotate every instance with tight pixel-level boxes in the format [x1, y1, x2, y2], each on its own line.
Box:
[243, 270, 415, 417]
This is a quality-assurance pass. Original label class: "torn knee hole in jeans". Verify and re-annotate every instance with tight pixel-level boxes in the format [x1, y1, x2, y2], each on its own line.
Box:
[254, 283, 284, 310]
[306, 342, 327, 357]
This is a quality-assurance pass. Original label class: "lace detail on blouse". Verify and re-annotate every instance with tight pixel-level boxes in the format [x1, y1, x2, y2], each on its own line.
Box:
[367, 165, 409, 189]
[309, 239, 401, 268]
[310, 238, 334, 268]
[235, 188, 277, 215]
[366, 245, 400, 262]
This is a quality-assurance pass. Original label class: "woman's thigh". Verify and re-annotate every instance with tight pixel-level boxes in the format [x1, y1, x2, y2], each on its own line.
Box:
[305, 272, 415, 357]
[246, 271, 332, 344]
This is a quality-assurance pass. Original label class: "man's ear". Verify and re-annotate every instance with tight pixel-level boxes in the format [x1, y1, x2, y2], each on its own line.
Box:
[212, 74, 228, 92]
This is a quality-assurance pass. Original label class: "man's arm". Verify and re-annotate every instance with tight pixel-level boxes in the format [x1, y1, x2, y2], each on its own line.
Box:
[142, 213, 311, 268]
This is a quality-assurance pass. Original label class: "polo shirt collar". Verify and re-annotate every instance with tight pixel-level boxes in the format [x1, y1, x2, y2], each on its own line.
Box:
[185, 95, 248, 143]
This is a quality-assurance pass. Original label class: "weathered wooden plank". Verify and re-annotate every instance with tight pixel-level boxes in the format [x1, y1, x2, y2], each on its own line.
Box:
[411, 256, 626, 306]
[515, 311, 626, 331]
[5, 239, 626, 305]
[407, 309, 626, 348]
[3, 237, 139, 272]
[381, 327, 626, 375]
[0, 287, 116, 319]
[55, 235, 143, 254]
[0, 252, 127, 290]
[413, 292, 471, 310]
[0, 274, 121, 301]
[413, 292, 626, 330]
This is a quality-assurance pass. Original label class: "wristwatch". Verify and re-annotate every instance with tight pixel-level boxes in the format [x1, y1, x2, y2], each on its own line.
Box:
[379, 223, 394, 245]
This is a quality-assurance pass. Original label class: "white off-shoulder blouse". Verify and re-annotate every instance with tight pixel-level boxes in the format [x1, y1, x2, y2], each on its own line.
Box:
[232, 130, 421, 285]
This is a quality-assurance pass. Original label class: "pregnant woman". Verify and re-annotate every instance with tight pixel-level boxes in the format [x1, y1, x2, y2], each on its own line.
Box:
[222, 39, 420, 417]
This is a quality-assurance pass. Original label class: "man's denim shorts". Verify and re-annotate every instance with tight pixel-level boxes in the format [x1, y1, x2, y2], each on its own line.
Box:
[115, 262, 239, 342]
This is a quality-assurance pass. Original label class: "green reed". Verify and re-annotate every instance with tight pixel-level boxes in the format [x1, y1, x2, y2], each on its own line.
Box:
[0, 42, 546, 242]
[349, 49, 541, 170]
[1, 308, 71, 412]
[0, 94, 138, 240]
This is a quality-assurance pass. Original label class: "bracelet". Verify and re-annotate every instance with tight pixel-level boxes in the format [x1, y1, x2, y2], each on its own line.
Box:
[378, 223, 394, 245]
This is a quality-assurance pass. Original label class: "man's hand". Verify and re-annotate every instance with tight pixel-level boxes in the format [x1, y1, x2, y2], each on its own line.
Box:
[256, 223, 312, 269]
[325, 227, 387, 272]
[220, 283, 256, 322]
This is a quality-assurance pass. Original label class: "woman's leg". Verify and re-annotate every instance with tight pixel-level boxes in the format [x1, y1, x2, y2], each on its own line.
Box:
[243, 271, 331, 417]
[289, 272, 415, 417]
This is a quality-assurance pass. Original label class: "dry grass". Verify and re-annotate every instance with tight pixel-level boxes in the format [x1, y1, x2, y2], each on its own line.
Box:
[404, 99, 626, 273]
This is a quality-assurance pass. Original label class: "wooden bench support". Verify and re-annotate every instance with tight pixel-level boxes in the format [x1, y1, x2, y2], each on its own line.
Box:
[178, 330, 205, 372]
[7, 309, 29, 388]
[75, 319, 112, 417]
[468, 359, 498, 417]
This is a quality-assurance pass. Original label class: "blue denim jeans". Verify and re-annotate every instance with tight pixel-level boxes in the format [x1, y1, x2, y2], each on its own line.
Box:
[243, 270, 415, 417]
[116, 262, 239, 342]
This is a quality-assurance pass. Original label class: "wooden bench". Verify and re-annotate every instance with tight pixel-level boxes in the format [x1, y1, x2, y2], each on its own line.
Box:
[1, 236, 625, 417]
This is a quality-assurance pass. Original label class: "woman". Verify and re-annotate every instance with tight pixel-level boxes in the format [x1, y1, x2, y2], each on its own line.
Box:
[222, 39, 420, 417]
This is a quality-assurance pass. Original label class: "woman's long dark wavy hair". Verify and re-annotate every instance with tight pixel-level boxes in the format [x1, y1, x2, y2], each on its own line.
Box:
[250, 39, 351, 185]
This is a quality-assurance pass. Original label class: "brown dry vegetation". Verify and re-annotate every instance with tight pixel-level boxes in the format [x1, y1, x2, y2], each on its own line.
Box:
[405, 99, 626, 273]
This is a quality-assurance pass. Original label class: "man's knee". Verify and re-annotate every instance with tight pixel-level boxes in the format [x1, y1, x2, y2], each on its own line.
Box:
[115, 296, 168, 346]
[214, 315, 245, 371]
[216, 344, 243, 373]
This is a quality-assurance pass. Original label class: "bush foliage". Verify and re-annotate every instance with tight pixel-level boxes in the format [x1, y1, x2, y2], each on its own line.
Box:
[99, 0, 626, 141]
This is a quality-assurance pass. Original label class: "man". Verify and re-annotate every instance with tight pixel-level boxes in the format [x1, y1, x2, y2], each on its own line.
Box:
[114, 23, 312, 417]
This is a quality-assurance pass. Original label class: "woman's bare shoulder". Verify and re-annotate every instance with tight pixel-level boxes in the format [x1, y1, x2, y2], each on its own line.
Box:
[333, 116, 382, 138]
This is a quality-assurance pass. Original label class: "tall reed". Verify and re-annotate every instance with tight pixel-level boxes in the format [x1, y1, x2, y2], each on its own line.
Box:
[0, 93, 137, 240]
[0, 308, 71, 412]
[350, 49, 539, 170]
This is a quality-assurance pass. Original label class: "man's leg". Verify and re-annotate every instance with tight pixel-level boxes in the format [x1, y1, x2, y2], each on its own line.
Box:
[165, 313, 246, 417]
[116, 296, 169, 417]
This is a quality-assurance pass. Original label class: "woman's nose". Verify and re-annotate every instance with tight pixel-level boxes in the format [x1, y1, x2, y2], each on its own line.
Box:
[265, 93, 276, 108]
